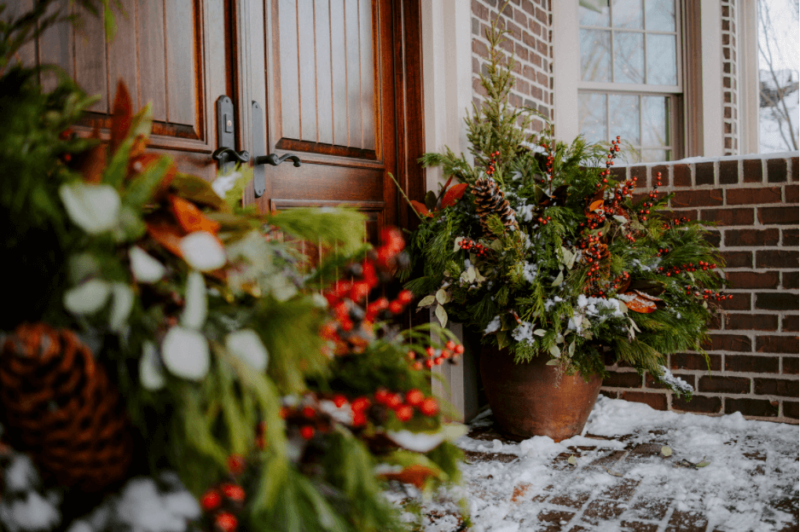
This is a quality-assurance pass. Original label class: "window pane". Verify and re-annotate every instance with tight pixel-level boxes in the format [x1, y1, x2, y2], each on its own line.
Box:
[579, 1, 610, 26]
[613, 32, 644, 83]
[642, 96, 670, 146]
[646, 34, 678, 85]
[611, 0, 643, 29]
[646, 0, 676, 31]
[581, 29, 612, 82]
[642, 149, 671, 163]
[609, 94, 640, 145]
[579, 92, 608, 143]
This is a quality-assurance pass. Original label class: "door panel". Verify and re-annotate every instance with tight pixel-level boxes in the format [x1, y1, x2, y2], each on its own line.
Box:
[248, 0, 395, 243]
[9, 0, 231, 182]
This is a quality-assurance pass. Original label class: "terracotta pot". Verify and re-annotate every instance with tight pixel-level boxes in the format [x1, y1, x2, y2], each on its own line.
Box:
[479, 345, 602, 442]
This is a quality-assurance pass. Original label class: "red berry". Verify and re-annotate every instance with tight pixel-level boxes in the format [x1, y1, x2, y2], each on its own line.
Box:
[407, 350, 417, 360]
[227, 455, 246, 475]
[406, 389, 424, 406]
[389, 300, 404, 314]
[398, 290, 414, 304]
[375, 388, 389, 404]
[425, 346, 436, 357]
[424, 359, 434, 369]
[446, 340, 456, 350]
[353, 411, 367, 427]
[385, 393, 403, 409]
[395, 405, 413, 422]
[201, 490, 222, 511]
[215, 513, 238, 532]
[221, 483, 246, 502]
[333, 395, 348, 408]
[302, 406, 316, 419]
[413, 361, 423, 370]
[419, 398, 439, 416]
[300, 426, 315, 440]
[351, 397, 371, 412]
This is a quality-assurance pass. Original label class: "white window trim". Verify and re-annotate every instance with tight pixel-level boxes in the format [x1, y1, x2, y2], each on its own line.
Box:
[553, 0, 728, 158]
[738, 0, 760, 154]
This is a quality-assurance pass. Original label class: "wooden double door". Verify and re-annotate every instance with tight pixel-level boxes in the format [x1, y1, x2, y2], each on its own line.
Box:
[12, 0, 424, 240]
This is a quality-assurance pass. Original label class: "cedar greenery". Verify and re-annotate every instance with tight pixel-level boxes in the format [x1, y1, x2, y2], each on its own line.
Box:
[405, 13, 726, 393]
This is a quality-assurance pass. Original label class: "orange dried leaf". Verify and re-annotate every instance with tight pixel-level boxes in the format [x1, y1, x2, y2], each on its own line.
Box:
[379, 464, 438, 489]
[111, 80, 133, 153]
[169, 195, 221, 235]
[441, 183, 469, 209]
[588, 199, 604, 212]
[75, 143, 107, 184]
[411, 200, 432, 217]
[146, 221, 185, 258]
[623, 292, 657, 313]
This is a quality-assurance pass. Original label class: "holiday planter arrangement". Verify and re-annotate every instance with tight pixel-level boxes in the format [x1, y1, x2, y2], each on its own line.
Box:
[404, 17, 729, 442]
[0, 4, 467, 532]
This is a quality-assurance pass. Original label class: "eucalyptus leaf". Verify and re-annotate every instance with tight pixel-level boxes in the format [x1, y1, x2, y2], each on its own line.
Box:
[546, 359, 561, 366]
[436, 289, 450, 305]
[567, 455, 577, 465]
[551, 270, 564, 287]
[533, 329, 547, 337]
[696, 460, 711, 468]
[549, 345, 561, 357]
[435, 304, 448, 327]
[418, 295, 436, 307]
[661, 446, 672, 457]
[613, 215, 628, 225]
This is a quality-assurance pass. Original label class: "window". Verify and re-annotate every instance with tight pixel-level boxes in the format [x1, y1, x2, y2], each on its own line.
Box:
[577, 0, 682, 162]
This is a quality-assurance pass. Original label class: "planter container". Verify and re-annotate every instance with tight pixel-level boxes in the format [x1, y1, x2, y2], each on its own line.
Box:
[479, 346, 602, 442]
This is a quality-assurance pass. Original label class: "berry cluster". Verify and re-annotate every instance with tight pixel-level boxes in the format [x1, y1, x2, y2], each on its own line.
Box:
[374, 388, 439, 421]
[684, 285, 733, 301]
[537, 215, 552, 226]
[595, 136, 621, 188]
[539, 142, 554, 183]
[321, 228, 412, 354]
[662, 216, 691, 230]
[658, 261, 718, 277]
[408, 340, 465, 370]
[656, 247, 671, 257]
[609, 271, 631, 291]
[199, 455, 248, 532]
[486, 150, 500, 177]
[638, 172, 663, 222]
[458, 238, 491, 258]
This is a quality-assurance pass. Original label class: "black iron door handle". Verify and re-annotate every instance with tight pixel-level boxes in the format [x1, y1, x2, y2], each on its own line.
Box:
[254, 153, 301, 167]
[212, 147, 250, 164]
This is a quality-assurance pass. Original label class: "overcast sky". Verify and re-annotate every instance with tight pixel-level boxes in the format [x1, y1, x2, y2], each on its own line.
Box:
[758, 0, 799, 74]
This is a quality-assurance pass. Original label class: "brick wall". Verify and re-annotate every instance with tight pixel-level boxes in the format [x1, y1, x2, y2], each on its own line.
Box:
[721, 0, 740, 155]
[603, 154, 799, 424]
[471, 0, 553, 135]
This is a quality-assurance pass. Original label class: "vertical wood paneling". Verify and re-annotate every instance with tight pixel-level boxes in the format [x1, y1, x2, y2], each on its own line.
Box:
[3, 0, 36, 67]
[108, 0, 139, 108]
[38, 0, 73, 92]
[74, 4, 108, 113]
[164, 0, 197, 125]
[278, 0, 300, 139]
[136, 0, 168, 120]
[329, 0, 348, 146]
[297, 0, 317, 141]
[344, 0, 361, 147]
[358, 0, 375, 149]
[314, 0, 333, 144]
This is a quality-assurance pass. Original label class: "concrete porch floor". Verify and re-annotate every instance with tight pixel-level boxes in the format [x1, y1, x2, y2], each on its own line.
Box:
[418, 398, 799, 532]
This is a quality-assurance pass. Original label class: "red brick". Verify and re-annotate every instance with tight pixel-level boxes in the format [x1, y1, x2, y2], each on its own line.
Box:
[672, 189, 723, 208]
[756, 249, 798, 269]
[784, 272, 798, 289]
[756, 292, 798, 311]
[670, 353, 720, 371]
[766, 158, 788, 183]
[472, 0, 490, 20]
[725, 398, 779, 417]
[784, 401, 798, 418]
[620, 391, 668, 411]
[754, 378, 798, 396]
[726, 271, 779, 289]
[701, 208, 754, 226]
[705, 334, 751, 352]
[695, 162, 715, 185]
[672, 395, 722, 414]
[472, 39, 489, 59]
[742, 159, 763, 183]
[600, 389, 619, 399]
[673, 164, 691, 187]
[783, 357, 799, 374]
[630, 165, 648, 187]
[792, 157, 799, 181]
[720, 250, 752, 268]
[604, 372, 643, 388]
[783, 228, 799, 246]
[726, 186, 782, 205]
[725, 355, 780, 373]
[719, 292, 751, 310]
[755, 335, 800, 354]
[758, 206, 799, 225]
[783, 315, 799, 332]
[723, 228, 780, 247]
[699, 376, 750, 394]
[786, 184, 798, 203]
[521, 0, 536, 16]
[718, 160, 739, 185]
[725, 313, 778, 331]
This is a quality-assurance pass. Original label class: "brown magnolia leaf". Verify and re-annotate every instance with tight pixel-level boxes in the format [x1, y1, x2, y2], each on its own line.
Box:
[146, 220, 185, 258]
[441, 183, 469, 209]
[73, 143, 107, 184]
[380, 464, 439, 489]
[169, 195, 221, 235]
[411, 200, 432, 217]
[588, 199, 604, 212]
[110, 80, 133, 154]
[622, 292, 657, 313]
[436, 174, 454, 202]
[539, 185, 568, 207]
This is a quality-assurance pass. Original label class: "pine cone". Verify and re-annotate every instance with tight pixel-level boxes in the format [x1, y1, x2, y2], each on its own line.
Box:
[471, 178, 518, 236]
[0, 324, 133, 492]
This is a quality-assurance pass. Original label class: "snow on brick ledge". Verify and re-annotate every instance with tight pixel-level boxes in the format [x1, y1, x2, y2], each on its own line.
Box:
[602, 152, 799, 425]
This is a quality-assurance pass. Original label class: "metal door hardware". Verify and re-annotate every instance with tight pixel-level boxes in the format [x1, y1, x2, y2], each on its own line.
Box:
[251, 101, 302, 198]
[215, 96, 249, 173]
